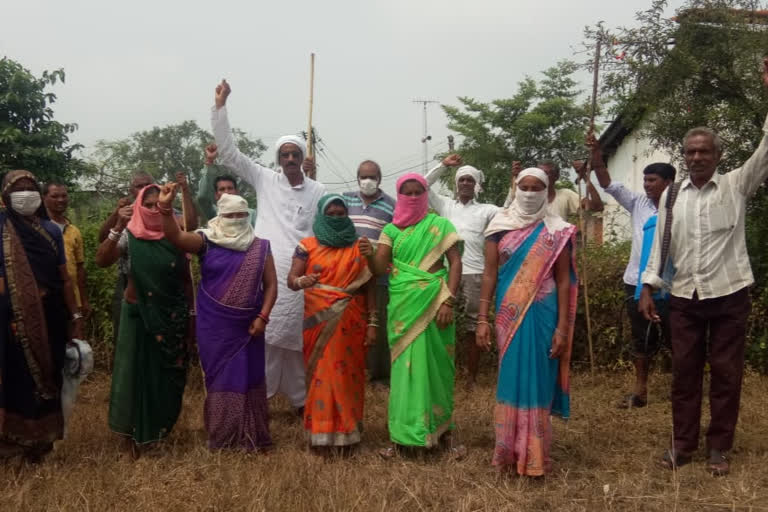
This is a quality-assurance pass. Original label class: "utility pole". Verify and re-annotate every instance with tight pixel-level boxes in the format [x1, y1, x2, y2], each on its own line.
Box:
[413, 98, 438, 172]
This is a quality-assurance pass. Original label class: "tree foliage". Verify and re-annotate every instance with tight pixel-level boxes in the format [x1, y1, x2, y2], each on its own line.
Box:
[0, 57, 89, 183]
[442, 61, 591, 205]
[87, 121, 267, 199]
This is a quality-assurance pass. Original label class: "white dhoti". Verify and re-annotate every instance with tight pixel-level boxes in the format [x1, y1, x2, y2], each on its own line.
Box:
[266, 345, 306, 408]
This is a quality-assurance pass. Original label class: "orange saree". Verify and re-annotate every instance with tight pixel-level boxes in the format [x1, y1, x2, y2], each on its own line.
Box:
[298, 237, 372, 446]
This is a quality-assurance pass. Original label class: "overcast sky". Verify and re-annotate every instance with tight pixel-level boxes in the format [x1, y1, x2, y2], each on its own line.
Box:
[3, 0, 687, 194]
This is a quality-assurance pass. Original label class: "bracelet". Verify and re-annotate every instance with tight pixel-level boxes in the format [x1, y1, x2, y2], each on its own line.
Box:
[367, 323, 379, 328]
[555, 328, 567, 338]
[108, 229, 122, 242]
[476, 320, 490, 326]
[257, 312, 270, 324]
[478, 298, 491, 304]
[294, 276, 304, 289]
[157, 204, 173, 216]
[72, 312, 83, 321]
[443, 296, 456, 308]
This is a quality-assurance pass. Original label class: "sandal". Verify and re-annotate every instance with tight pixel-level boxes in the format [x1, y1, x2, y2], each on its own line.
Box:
[617, 393, 647, 409]
[659, 449, 692, 470]
[378, 446, 397, 460]
[707, 450, 729, 477]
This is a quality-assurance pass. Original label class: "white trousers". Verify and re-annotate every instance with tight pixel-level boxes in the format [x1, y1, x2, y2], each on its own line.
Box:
[265, 344, 306, 408]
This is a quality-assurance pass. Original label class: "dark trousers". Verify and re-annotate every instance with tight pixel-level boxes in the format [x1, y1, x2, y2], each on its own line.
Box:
[366, 284, 390, 383]
[669, 287, 750, 453]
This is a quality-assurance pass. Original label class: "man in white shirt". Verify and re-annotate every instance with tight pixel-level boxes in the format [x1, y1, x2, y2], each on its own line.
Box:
[211, 80, 326, 415]
[425, 154, 499, 387]
[588, 136, 675, 409]
[640, 62, 768, 476]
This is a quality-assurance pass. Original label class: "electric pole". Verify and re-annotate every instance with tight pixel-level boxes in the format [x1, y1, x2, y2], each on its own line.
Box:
[413, 98, 438, 172]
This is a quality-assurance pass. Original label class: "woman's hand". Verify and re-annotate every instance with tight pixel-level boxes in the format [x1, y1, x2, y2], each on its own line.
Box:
[297, 273, 321, 289]
[364, 325, 377, 347]
[476, 322, 492, 351]
[550, 328, 567, 359]
[436, 303, 453, 329]
[115, 205, 133, 231]
[359, 237, 374, 257]
[249, 317, 266, 337]
[158, 182, 179, 206]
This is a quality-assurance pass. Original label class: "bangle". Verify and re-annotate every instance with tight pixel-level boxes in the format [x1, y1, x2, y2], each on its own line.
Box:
[443, 296, 456, 308]
[555, 328, 567, 338]
[294, 276, 304, 289]
[108, 229, 122, 242]
[476, 320, 490, 326]
[257, 313, 270, 324]
[72, 312, 83, 321]
[478, 298, 491, 304]
[367, 323, 379, 328]
[157, 203, 173, 216]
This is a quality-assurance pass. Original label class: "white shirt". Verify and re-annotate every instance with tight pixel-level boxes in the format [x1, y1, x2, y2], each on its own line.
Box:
[424, 164, 499, 275]
[211, 106, 327, 350]
[504, 187, 580, 220]
[642, 114, 768, 300]
[604, 182, 658, 286]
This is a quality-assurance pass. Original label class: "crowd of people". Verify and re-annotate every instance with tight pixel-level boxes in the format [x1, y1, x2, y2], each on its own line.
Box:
[3, 68, 768, 478]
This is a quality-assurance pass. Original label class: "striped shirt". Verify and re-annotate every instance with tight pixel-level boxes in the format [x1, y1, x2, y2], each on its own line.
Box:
[642, 114, 768, 299]
[342, 190, 396, 242]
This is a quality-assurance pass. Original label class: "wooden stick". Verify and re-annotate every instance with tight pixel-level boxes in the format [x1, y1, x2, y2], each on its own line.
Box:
[307, 53, 315, 159]
[580, 37, 601, 377]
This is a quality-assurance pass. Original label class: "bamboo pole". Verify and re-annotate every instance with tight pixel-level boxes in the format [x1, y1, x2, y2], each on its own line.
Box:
[307, 53, 316, 160]
[579, 38, 601, 377]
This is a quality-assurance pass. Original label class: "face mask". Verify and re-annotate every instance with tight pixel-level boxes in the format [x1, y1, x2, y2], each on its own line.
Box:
[10, 191, 42, 216]
[516, 189, 547, 215]
[220, 216, 249, 237]
[359, 178, 379, 196]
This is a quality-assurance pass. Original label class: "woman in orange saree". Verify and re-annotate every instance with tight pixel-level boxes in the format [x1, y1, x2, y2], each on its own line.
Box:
[288, 194, 376, 453]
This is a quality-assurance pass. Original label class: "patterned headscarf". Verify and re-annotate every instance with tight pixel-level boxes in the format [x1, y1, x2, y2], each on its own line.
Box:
[1, 170, 47, 218]
[392, 173, 429, 228]
[313, 194, 358, 248]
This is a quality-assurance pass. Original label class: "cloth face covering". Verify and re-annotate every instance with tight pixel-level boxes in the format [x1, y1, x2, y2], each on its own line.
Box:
[126, 185, 164, 241]
[198, 193, 255, 251]
[392, 173, 429, 228]
[313, 194, 358, 248]
[10, 191, 42, 216]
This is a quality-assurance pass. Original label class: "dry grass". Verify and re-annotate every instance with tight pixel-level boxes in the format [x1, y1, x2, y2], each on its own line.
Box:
[2, 369, 768, 511]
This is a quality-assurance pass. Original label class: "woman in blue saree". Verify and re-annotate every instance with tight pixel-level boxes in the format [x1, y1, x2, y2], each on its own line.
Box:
[476, 168, 578, 476]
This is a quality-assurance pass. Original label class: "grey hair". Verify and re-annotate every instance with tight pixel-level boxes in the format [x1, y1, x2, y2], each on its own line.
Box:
[357, 160, 382, 180]
[683, 127, 723, 155]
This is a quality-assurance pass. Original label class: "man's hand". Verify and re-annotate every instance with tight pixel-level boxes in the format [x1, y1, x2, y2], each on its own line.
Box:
[116, 197, 131, 211]
[204, 144, 218, 166]
[215, 79, 231, 109]
[175, 172, 189, 192]
[302, 155, 317, 178]
[159, 182, 179, 206]
[442, 154, 463, 168]
[81, 300, 92, 319]
[115, 205, 133, 231]
[573, 160, 588, 183]
[510, 161, 522, 186]
[586, 132, 605, 170]
[638, 285, 661, 323]
[359, 237, 374, 257]
[364, 325, 377, 347]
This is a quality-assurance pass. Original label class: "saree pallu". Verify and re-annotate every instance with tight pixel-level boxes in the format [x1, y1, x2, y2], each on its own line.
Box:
[197, 238, 272, 451]
[301, 237, 371, 446]
[109, 234, 189, 445]
[0, 210, 66, 452]
[492, 221, 577, 476]
[380, 213, 459, 447]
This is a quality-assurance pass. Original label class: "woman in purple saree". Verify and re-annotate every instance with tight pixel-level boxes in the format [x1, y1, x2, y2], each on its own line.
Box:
[160, 185, 277, 452]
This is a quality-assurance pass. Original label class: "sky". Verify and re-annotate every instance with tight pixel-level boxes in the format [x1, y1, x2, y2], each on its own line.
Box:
[3, 0, 688, 194]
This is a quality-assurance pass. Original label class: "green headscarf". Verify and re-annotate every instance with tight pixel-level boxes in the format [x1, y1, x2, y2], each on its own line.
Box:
[313, 194, 358, 248]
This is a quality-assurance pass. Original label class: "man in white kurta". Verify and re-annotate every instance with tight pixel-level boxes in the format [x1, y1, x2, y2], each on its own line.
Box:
[211, 80, 326, 411]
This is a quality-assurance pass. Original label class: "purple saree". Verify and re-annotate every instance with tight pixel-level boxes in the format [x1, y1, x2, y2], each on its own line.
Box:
[196, 238, 272, 451]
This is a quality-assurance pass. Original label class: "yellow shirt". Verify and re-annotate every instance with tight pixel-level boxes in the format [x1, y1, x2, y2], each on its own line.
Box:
[53, 220, 85, 307]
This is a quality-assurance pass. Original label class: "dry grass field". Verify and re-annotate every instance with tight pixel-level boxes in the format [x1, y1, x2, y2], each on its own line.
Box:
[2, 369, 768, 511]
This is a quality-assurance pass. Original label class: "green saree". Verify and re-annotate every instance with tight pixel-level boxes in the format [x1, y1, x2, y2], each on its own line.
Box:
[379, 213, 459, 447]
[108, 233, 189, 444]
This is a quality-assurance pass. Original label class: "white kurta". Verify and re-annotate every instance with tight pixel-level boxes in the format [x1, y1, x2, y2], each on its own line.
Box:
[211, 106, 326, 351]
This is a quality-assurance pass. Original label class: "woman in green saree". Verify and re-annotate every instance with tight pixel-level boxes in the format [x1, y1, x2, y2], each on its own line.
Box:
[360, 173, 463, 458]
[95, 184, 192, 456]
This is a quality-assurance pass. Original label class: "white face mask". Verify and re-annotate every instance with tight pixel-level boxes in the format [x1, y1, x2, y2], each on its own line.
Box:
[10, 191, 42, 216]
[219, 216, 249, 237]
[516, 189, 547, 215]
[359, 178, 379, 197]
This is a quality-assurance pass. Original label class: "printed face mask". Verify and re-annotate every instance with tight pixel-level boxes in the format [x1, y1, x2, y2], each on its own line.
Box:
[516, 189, 547, 215]
[10, 191, 42, 216]
[359, 178, 378, 196]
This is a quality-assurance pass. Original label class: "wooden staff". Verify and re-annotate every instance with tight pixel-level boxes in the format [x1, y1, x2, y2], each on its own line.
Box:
[578, 38, 601, 377]
[307, 53, 316, 160]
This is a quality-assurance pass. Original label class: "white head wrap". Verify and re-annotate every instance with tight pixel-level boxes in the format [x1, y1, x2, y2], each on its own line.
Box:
[485, 168, 569, 236]
[275, 135, 307, 174]
[197, 193, 255, 251]
[455, 165, 484, 196]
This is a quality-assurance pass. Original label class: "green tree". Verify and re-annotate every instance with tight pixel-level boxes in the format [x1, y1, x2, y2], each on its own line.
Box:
[442, 60, 591, 205]
[0, 57, 89, 183]
[88, 120, 266, 200]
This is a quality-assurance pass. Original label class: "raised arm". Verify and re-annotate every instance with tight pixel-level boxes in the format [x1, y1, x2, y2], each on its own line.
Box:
[210, 80, 271, 192]
[98, 197, 130, 242]
[95, 205, 132, 267]
[159, 183, 204, 254]
[196, 144, 219, 224]
[175, 172, 198, 231]
[734, 58, 768, 197]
